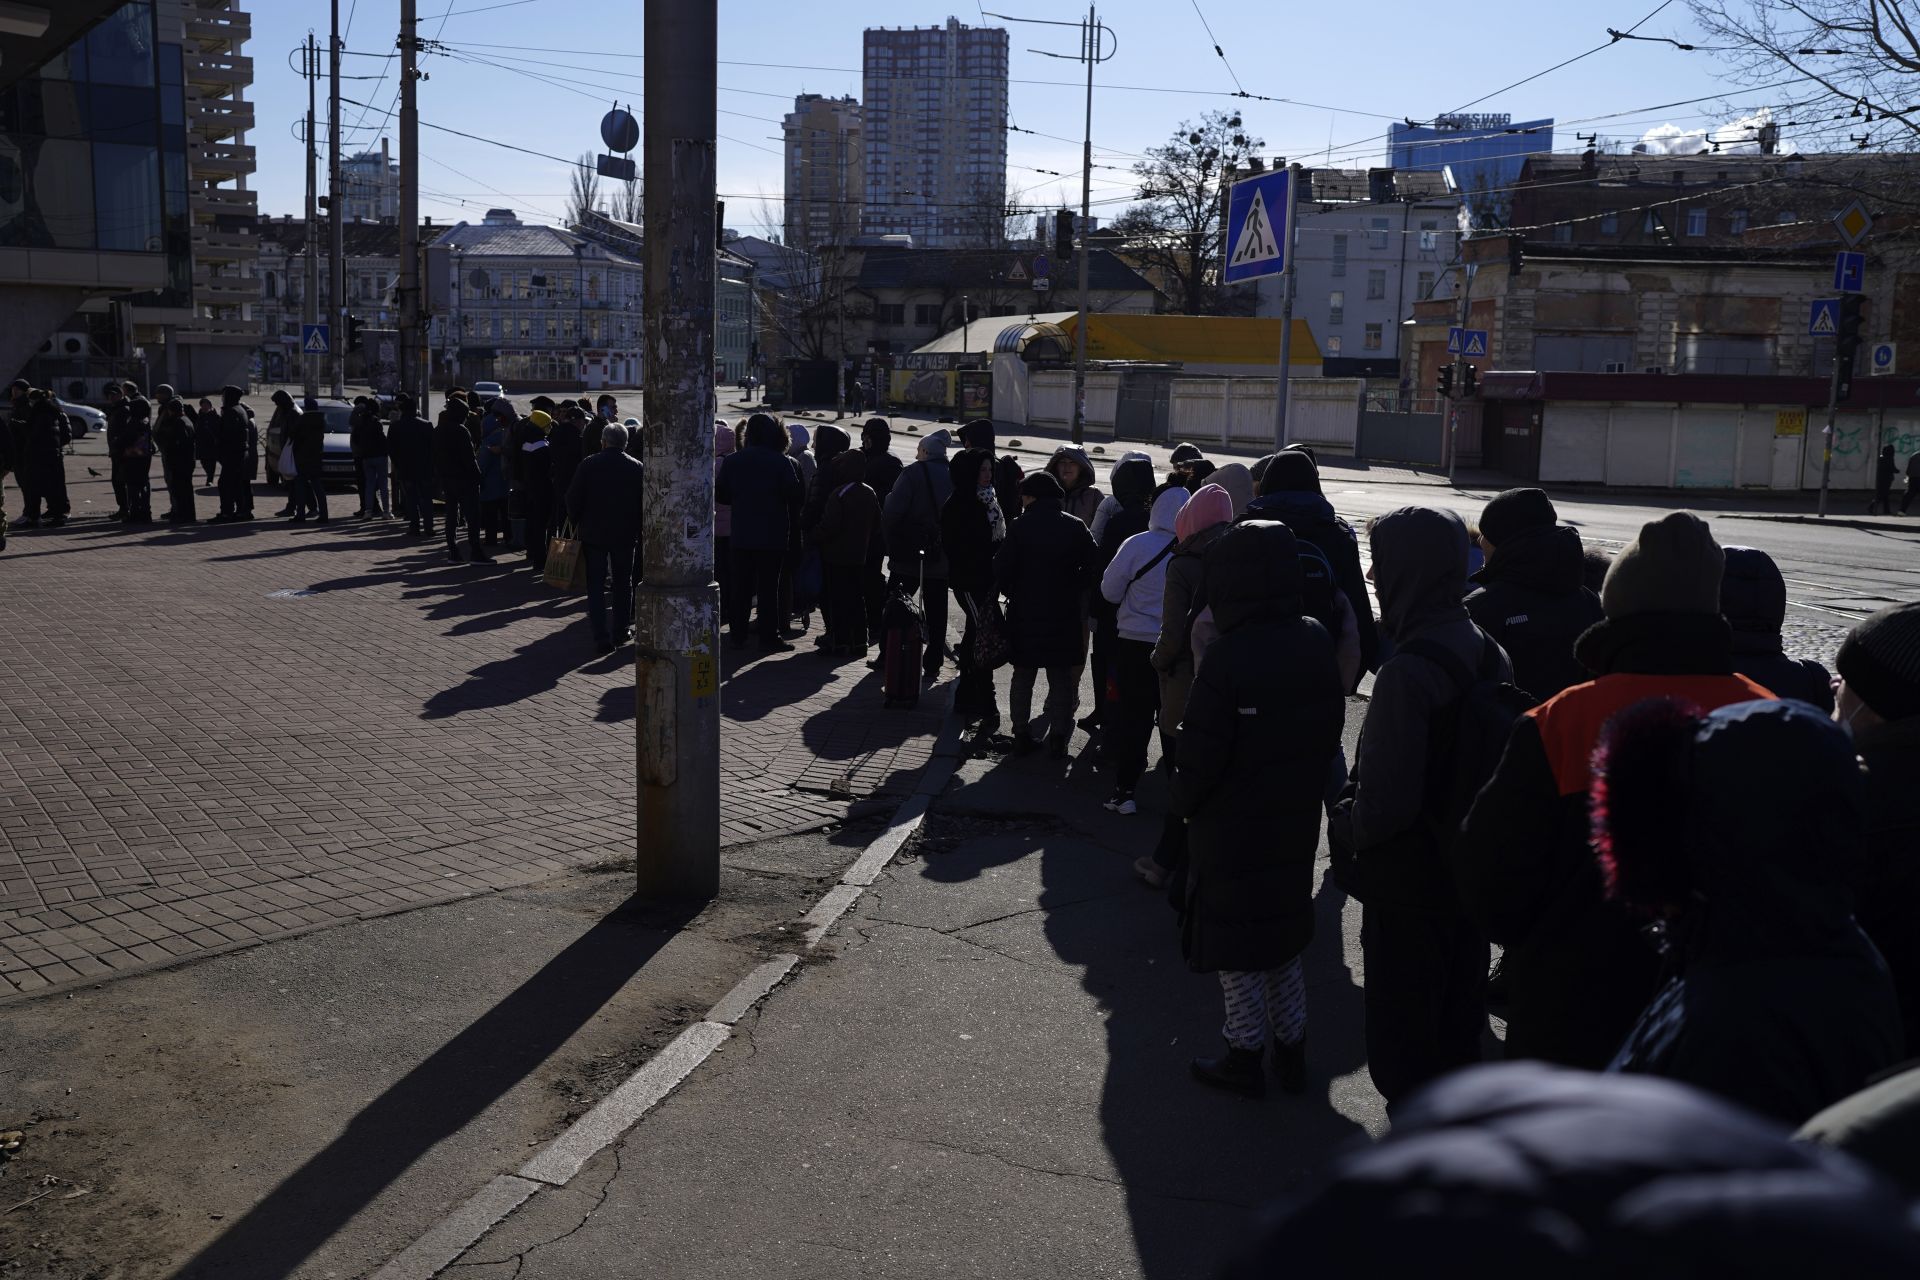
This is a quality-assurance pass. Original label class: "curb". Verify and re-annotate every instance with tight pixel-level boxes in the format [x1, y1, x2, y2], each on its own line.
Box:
[368, 693, 964, 1279]
[1723, 512, 1915, 533]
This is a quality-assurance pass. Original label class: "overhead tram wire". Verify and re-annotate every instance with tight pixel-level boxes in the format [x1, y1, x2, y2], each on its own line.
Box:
[1185, 0, 1243, 95]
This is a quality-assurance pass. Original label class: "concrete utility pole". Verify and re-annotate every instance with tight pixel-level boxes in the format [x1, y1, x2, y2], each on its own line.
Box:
[328, 0, 345, 399]
[1271, 163, 1301, 451]
[636, 0, 721, 902]
[303, 31, 319, 403]
[398, 0, 422, 412]
[1068, 4, 1113, 445]
[1447, 253, 1472, 484]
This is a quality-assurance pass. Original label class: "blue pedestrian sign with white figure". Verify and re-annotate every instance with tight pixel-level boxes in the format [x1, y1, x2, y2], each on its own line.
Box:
[1810, 299, 1840, 336]
[301, 323, 330, 355]
[1223, 169, 1292, 284]
[1447, 327, 1489, 357]
[1834, 251, 1866, 295]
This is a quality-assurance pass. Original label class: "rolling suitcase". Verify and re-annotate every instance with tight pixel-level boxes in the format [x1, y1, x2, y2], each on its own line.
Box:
[882, 573, 926, 709]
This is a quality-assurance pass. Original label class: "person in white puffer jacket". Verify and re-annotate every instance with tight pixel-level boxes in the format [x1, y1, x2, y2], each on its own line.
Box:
[1098, 485, 1188, 814]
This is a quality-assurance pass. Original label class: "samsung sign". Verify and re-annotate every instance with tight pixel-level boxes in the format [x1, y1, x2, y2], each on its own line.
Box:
[1434, 113, 1513, 131]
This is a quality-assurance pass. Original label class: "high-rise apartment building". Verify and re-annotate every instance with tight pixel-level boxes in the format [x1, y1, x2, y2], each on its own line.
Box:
[783, 94, 862, 251]
[861, 18, 1008, 248]
[342, 138, 400, 224]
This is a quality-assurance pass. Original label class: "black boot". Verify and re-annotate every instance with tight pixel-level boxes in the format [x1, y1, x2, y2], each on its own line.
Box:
[1271, 1035, 1307, 1095]
[1190, 1044, 1266, 1098]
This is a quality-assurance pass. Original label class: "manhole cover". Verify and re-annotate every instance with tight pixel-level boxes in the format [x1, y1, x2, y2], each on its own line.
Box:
[265, 588, 318, 599]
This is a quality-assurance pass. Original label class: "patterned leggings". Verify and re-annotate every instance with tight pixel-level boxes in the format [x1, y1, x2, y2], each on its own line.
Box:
[1219, 957, 1307, 1051]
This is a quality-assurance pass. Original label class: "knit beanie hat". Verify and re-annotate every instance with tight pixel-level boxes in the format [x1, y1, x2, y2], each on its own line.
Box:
[1019, 471, 1063, 502]
[1479, 487, 1557, 546]
[1837, 602, 1920, 722]
[1169, 441, 1204, 465]
[1258, 449, 1321, 496]
[1600, 512, 1724, 619]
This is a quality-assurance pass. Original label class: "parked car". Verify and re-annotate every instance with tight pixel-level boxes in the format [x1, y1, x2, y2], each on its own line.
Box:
[55, 397, 106, 441]
[471, 380, 506, 405]
[263, 400, 358, 487]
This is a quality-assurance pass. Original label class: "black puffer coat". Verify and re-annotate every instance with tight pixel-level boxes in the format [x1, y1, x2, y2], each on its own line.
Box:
[1171, 521, 1346, 973]
[994, 491, 1098, 668]
[1722, 546, 1835, 712]
[1850, 714, 1920, 1057]
[1466, 523, 1604, 703]
[802, 423, 852, 538]
[1604, 699, 1902, 1125]
[1241, 487, 1379, 674]
[940, 448, 1001, 594]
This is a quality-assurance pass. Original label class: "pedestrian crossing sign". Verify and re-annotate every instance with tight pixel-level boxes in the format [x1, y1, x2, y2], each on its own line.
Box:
[1223, 169, 1292, 285]
[1809, 299, 1839, 336]
[301, 323, 330, 355]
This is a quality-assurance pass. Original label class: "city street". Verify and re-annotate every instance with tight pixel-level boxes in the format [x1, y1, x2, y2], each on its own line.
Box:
[3, 435, 1914, 1278]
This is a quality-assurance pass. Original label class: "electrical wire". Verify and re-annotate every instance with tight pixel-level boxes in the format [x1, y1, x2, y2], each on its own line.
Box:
[1185, 0, 1244, 95]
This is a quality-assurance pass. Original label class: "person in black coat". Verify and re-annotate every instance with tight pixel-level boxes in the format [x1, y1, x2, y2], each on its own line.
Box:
[994, 472, 1098, 757]
[1223, 1061, 1920, 1278]
[546, 403, 587, 520]
[942, 447, 1005, 730]
[859, 417, 904, 644]
[433, 391, 488, 562]
[387, 394, 435, 537]
[1599, 698, 1901, 1125]
[1465, 488, 1604, 704]
[210, 385, 253, 522]
[801, 423, 853, 645]
[154, 394, 197, 524]
[715, 412, 804, 649]
[1721, 545, 1834, 712]
[194, 398, 221, 486]
[1172, 520, 1347, 1098]
[1868, 443, 1898, 515]
[566, 422, 647, 654]
[15, 389, 71, 526]
[1243, 449, 1380, 677]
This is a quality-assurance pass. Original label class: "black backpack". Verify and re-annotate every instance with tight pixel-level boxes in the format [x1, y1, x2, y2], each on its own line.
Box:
[1400, 629, 1535, 850]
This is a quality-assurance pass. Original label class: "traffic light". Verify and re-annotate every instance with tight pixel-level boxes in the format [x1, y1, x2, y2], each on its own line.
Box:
[1437, 364, 1455, 399]
[346, 314, 363, 352]
[1835, 295, 1865, 403]
[1054, 209, 1074, 262]
[1461, 364, 1479, 398]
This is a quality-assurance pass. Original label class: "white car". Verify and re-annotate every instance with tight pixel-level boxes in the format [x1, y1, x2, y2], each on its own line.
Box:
[472, 380, 506, 405]
[56, 397, 106, 440]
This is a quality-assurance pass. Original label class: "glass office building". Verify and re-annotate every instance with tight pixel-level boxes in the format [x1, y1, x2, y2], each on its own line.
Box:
[1388, 115, 1554, 222]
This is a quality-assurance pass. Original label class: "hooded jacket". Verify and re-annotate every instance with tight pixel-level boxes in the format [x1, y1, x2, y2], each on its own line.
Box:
[859, 420, 903, 505]
[1171, 521, 1346, 974]
[1345, 507, 1512, 889]
[1456, 605, 1777, 1070]
[1603, 699, 1901, 1124]
[1851, 713, 1920, 1056]
[1151, 484, 1235, 732]
[1242, 486, 1380, 675]
[1100, 487, 1187, 643]
[880, 429, 952, 577]
[293, 400, 329, 471]
[802, 422, 853, 537]
[715, 415, 804, 552]
[786, 422, 817, 493]
[713, 422, 737, 539]
[1210, 462, 1254, 516]
[264, 390, 298, 461]
[1466, 524, 1605, 703]
[432, 400, 481, 490]
[547, 413, 587, 510]
[388, 406, 434, 483]
[1721, 547, 1835, 712]
[1045, 446, 1103, 526]
[1223, 1062, 1920, 1279]
[349, 405, 388, 459]
[814, 449, 880, 565]
[993, 487, 1100, 669]
[1090, 451, 1153, 547]
[939, 447, 1002, 594]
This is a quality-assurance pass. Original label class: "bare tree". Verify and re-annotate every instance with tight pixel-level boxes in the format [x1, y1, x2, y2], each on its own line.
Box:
[615, 176, 642, 224]
[567, 153, 602, 226]
[1109, 110, 1263, 315]
[1689, 1, 1920, 149]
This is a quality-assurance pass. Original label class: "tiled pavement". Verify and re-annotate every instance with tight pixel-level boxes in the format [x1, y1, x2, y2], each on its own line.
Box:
[0, 456, 944, 999]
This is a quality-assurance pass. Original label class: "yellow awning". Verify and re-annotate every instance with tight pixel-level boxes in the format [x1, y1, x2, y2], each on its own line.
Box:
[1058, 313, 1320, 366]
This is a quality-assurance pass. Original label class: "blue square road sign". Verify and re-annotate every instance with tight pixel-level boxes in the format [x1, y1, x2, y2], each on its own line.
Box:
[1809, 299, 1840, 337]
[301, 323, 330, 355]
[1834, 252, 1866, 295]
[1223, 169, 1292, 285]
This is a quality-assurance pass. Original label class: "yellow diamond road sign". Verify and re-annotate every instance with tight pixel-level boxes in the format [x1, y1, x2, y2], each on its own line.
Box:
[1835, 201, 1873, 247]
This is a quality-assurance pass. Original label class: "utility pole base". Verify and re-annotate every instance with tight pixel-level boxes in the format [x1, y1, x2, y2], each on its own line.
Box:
[634, 582, 722, 903]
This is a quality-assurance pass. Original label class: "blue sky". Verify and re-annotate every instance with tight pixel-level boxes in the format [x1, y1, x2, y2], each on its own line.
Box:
[249, 0, 1767, 234]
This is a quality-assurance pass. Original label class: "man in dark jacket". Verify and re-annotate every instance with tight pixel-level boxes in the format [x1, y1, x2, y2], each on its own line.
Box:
[107, 381, 154, 522]
[15, 389, 71, 527]
[715, 412, 804, 649]
[566, 422, 646, 653]
[859, 418, 903, 644]
[154, 389, 197, 524]
[1835, 601, 1920, 1056]
[1722, 546, 1833, 711]
[1243, 450, 1380, 679]
[1455, 513, 1775, 1071]
[801, 423, 853, 646]
[291, 397, 330, 523]
[880, 428, 953, 674]
[1597, 698, 1901, 1125]
[194, 397, 221, 486]
[103, 381, 130, 519]
[210, 385, 253, 522]
[1465, 488, 1602, 703]
[1869, 443, 1898, 515]
[815, 450, 881, 658]
[387, 394, 436, 537]
[433, 391, 488, 562]
[4, 379, 31, 528]
[1332, 506, 1509, 1105]
[546, 403, 588, 518]
[1224, 1062, 1920, 1278]
[995, 472, 1099, 758]
[350, 398, 390, 519]
[1172, 519, 1346, 1097]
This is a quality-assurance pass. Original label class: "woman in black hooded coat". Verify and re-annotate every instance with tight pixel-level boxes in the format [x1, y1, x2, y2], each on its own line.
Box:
[1172, 520, 1347, 1098]
[941, 447, 1005, 729]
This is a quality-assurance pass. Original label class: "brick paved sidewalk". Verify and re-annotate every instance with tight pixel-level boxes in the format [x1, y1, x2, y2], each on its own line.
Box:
[0, 458, 943, 999]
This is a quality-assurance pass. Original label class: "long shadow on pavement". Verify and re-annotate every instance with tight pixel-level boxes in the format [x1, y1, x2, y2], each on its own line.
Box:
[421, 619, 599, 718]
[171, 895, 698, 1280]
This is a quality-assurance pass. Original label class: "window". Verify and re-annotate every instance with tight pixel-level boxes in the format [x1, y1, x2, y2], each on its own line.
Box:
[263, 271, 277, 299]
[518, 315, 531, 339]
[914, 303, 940, 326]
[1730, 208, 1750, 234]
[1685, 208, 1707, 237]
[1416, 270, 1436, 300]
[1363, 323, 1383, 352]
[877, 303, 906, 325]
[1368, 217, 1389, 249]
[1600, 212, 1619, 235]
[1777, 210, 1796, 225]
[1552, 223, 1573, 243]
[1326, 335, 1342, 355]
[1331, 234, 1347, 278]
[1328, 291, 1344, 326]
[1419, 220, 1439, 251]
[1366, 268, 1387, 300]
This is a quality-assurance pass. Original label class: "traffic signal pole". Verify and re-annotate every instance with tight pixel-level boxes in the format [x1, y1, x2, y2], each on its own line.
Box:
[302, 32, 318, 403]
[1818, 353, 1843, 518]
[329, 0, 345, 400]
[1446, 253, 1473, 485]
[636, 0, 721, 902]
[1271, 163, 1300, 451]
